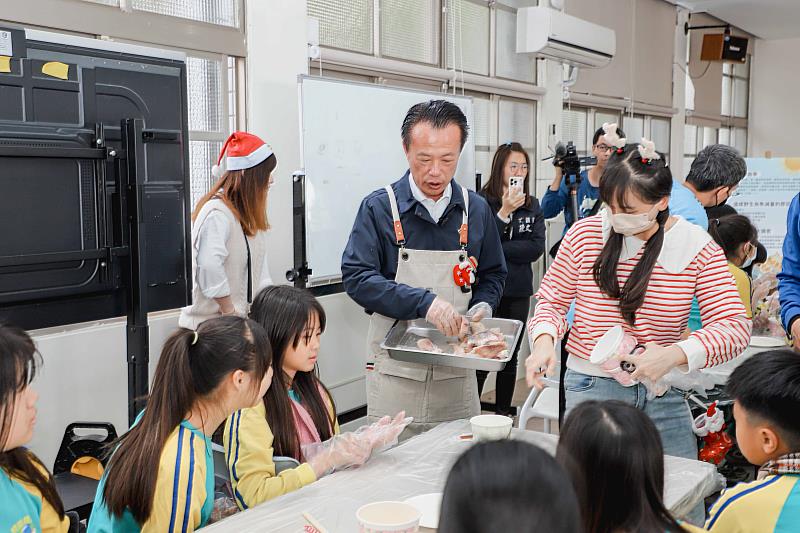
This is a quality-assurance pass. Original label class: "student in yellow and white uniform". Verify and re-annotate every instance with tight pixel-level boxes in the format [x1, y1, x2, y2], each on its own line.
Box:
[708, 214, 759, 318]
[703, 349, 800, 533]
[0, 323, 69, 533]
[87, 316, 273, 533]
[224, 286, 410, 509]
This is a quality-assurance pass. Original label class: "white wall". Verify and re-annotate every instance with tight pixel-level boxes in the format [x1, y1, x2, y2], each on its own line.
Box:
[29, 311, 179, 467]
[245, 0, 367, 413]
[749, 37, 800, 157]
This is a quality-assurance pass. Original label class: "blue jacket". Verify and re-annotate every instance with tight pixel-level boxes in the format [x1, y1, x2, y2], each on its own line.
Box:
[481, 192, 545, 298]
[669, 180, 709, 230]
[540, 170, 598, 233]
[778, 193, 800, 335]
[341, 173, 507, 320]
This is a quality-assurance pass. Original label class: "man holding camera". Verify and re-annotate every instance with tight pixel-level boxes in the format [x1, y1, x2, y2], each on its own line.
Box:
[541, 127, 624, 246]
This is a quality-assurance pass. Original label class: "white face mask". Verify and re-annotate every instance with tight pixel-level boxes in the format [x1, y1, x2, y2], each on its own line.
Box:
[610, 205, 660, 236]
[741, 244, 756, 268]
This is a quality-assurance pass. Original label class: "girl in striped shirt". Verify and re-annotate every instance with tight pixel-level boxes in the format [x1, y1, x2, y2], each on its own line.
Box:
[526, 141, 751, 460]
[88, 316, 273, 533]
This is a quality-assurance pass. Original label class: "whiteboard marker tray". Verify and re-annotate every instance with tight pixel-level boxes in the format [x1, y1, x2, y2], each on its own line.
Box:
[381, 318, 523, 372]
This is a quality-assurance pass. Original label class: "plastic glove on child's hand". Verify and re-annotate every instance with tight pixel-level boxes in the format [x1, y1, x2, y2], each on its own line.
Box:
[304, 432, 373, 478]
[357, 412, 414, 453]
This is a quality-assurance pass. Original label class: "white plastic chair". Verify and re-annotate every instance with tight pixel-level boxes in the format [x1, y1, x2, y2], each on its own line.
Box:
[518, 379, 560, 433]
[517, 341, 562, 434]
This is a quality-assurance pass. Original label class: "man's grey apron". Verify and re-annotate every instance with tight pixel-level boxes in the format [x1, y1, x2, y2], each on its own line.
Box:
[365, 184, 480, 438]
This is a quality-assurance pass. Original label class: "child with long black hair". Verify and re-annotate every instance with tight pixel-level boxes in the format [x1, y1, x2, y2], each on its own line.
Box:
[527, 140, 751, 461]
[557, 400, 698, 533]
[439, 439, 581, 533]
[708, 214, 759, 318]
[225, 285, 409, 508]
[0, 322, 69, 533]
[88, 316, 272, 532]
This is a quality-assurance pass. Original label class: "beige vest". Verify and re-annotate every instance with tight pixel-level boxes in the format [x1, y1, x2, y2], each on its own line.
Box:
[178, 199, 268, 329]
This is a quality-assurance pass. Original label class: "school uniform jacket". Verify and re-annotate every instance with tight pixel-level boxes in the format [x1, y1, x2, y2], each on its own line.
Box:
[0, 459, 69, 533]
[223, 399, 339, 510]
[87, 421, 214, 533]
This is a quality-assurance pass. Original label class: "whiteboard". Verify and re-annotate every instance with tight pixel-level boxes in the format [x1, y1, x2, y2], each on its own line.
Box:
[299, 76, 475, 284]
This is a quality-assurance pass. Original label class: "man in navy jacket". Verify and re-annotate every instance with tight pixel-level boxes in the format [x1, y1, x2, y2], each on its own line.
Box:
[341, 100, 506, 435]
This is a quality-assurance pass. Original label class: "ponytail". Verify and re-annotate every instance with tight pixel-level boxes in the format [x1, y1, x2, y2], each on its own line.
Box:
[707, 214, 758, 262]
[102, 316, 271, 523]
[591, 145, 673, 326]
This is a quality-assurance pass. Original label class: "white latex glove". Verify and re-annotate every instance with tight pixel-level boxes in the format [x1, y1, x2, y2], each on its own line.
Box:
[355, 412, 413, 454]
[425, 297, 462, 337]
[466, 302, 492, 322]
[303, 432, 372, 478]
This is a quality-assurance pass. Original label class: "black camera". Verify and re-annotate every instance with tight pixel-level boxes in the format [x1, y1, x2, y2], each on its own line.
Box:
[552, 141, 598, 178]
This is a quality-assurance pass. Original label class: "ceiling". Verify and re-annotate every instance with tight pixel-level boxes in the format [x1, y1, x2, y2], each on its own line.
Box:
[668, 0, 800, 40]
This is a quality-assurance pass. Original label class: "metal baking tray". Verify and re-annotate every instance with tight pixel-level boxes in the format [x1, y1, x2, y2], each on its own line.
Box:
[380, 318, 524, 372]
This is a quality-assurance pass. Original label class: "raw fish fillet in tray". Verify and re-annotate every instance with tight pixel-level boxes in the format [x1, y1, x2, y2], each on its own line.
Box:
[381, 318, 524, 372]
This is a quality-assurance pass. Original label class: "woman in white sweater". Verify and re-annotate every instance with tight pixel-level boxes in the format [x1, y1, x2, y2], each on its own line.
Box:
[180, 132, 276, 329]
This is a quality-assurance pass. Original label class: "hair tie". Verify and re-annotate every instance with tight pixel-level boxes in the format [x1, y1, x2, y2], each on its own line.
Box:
[191, 331, 199, 346]
[714, 218, 721, 226]
[602, 123, 627, 154]
[637, 138, 661, 165]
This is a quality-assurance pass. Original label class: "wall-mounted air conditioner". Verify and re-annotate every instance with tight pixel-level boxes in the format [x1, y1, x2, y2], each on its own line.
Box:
[517, 6, 615, 69]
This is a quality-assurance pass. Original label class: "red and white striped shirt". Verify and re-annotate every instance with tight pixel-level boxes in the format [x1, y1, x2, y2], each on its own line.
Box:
[528, 214, 751, 373]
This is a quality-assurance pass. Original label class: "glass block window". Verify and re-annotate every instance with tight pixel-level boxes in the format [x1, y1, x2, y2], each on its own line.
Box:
[651, 118, 670, 155]
[594, 110, 620, 134]
[472, 96, 491, 148]
[684, 124, 698, 156]
[186, 56, 225, 133]
[186, 54, 233, 209]
[499, 98, 534, 149]
[495, 6, 534, 82]
[380, 0, 438, 64]
[190, 140, 223, 207]
[308, 0, 374, 54]
[733, 127, 747, 155]
[445, 0, 490, 76]
[131, 0, 239, 28]
[562, 107, 587, 154]
[701, 126, 717, 149]
[718, 127, 731, 146]
[81, 0, 120, 5]
[623, 115, 644, 144]
[722, 55, 749, 118]
[475, 150, 492, 186]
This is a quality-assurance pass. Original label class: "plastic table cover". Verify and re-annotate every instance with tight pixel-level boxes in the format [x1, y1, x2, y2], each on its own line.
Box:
[204, 419, 723, 532]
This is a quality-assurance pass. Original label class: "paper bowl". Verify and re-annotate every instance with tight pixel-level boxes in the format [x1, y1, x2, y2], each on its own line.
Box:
[470, 414, 512, 441]
[356, 501, 421, 533]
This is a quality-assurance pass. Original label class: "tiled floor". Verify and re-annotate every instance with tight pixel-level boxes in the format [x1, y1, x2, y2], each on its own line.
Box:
[480, 378, 560, 434]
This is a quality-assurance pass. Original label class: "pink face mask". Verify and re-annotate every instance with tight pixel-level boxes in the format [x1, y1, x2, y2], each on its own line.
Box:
[610, 204, 660, 236]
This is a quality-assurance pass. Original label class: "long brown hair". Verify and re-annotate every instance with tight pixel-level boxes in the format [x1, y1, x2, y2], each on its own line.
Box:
[101, 316, 271, 523]
[0, 323, 65, 519]
[249, 286, 335, 460]
[192, 154, 277, 236]
[481, 142, 531, 207]
[591, 144, 672, 326]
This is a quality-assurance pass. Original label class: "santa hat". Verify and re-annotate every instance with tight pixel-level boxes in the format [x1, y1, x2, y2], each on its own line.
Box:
[211, 131, 274, 178]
